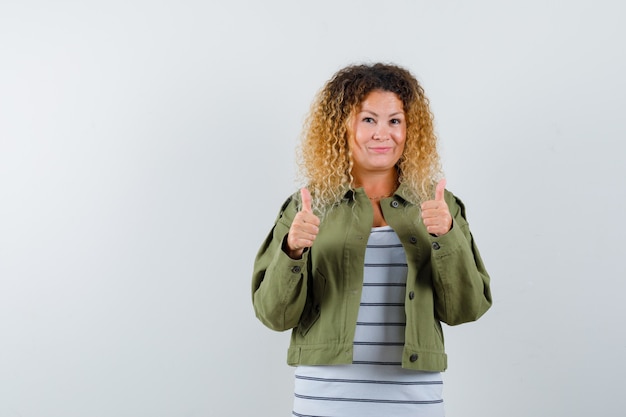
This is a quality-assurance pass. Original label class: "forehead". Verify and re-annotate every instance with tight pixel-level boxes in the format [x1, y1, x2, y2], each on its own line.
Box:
[358, 90, 404, 111]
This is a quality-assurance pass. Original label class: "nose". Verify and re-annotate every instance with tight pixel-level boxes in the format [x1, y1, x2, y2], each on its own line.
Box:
[373, 125, 390, 141]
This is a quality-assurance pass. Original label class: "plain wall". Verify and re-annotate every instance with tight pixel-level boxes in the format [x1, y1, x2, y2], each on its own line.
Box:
[1, 1, 625, 416]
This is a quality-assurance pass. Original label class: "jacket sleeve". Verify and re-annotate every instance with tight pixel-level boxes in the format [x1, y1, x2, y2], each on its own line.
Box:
[430, 191, 492, 326]
[251, 194, 310, 331]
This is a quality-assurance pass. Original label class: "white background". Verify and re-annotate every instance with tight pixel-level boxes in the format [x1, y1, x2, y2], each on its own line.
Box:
[1, 1, 625, 416]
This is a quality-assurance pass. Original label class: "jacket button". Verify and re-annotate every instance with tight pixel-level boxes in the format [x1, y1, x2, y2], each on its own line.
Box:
[391, 200, 400, 208]
[409, 236, 417, 244]
[432, 242, 440, 250]
[291, 266, 301, 273]
[408, 291, 415, 300]
[410, 353, 418, 362]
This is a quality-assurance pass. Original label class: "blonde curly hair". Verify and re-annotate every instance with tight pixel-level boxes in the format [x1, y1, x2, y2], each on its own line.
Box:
[298, 63, 442, 214]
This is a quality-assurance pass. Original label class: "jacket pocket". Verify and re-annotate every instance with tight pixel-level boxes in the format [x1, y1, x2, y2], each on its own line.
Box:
[297, 269, 327, 337]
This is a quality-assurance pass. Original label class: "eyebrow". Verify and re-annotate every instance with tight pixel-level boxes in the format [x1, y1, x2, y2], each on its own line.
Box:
[360, 110, 405, 117]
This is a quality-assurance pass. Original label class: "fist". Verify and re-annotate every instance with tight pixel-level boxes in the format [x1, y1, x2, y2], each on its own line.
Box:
[286, 188, 320, 259]
[420, 179, 452, 236]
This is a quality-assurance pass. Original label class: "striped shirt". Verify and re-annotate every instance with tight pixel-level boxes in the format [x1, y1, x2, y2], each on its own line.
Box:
[293, 226, 444, 417]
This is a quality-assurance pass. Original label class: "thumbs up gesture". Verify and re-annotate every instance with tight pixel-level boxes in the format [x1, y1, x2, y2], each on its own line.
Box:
[285, 188, 321, 259]
[420, 179, 452, 236]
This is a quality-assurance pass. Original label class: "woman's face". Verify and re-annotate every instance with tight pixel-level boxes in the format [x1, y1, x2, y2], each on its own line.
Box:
[349, 90, 406, 177]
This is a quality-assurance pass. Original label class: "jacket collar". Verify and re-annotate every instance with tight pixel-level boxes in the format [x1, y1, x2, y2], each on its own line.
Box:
[342, 182, 412, 205]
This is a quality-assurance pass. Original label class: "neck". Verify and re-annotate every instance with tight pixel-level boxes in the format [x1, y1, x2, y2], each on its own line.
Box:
[353, 170, 399, 200]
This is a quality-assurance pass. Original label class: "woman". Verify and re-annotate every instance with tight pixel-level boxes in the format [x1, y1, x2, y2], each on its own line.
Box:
[252, 63, 492, 417]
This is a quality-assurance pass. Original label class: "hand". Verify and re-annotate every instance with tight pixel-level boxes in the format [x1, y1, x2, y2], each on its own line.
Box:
[421, 179, 452, 236]
[286, 188, 320, 259]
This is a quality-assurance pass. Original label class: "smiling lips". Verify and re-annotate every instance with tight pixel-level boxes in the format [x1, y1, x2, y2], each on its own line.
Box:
[369, 146, 393, 153]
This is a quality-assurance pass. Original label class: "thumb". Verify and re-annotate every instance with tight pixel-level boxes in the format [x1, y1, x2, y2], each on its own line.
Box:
[435, 178, 446, 201]
[300, 187, 312, 213]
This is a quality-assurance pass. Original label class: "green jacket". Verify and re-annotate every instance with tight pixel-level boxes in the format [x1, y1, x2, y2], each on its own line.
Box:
[251, 184, 492, 372]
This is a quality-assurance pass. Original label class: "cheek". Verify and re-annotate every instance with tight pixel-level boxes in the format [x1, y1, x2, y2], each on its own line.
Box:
[352, 128, 369, 147]
[396, 136, 407, 154]
[394, 130, 407, 146]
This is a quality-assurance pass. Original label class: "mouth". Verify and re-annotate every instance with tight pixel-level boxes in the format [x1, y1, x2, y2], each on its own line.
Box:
[369, 147, 392, 154]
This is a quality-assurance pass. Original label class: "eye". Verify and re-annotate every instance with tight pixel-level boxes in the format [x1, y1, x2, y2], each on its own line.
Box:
[390, 118, 402, 125]
[362, 117, 375, 123]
